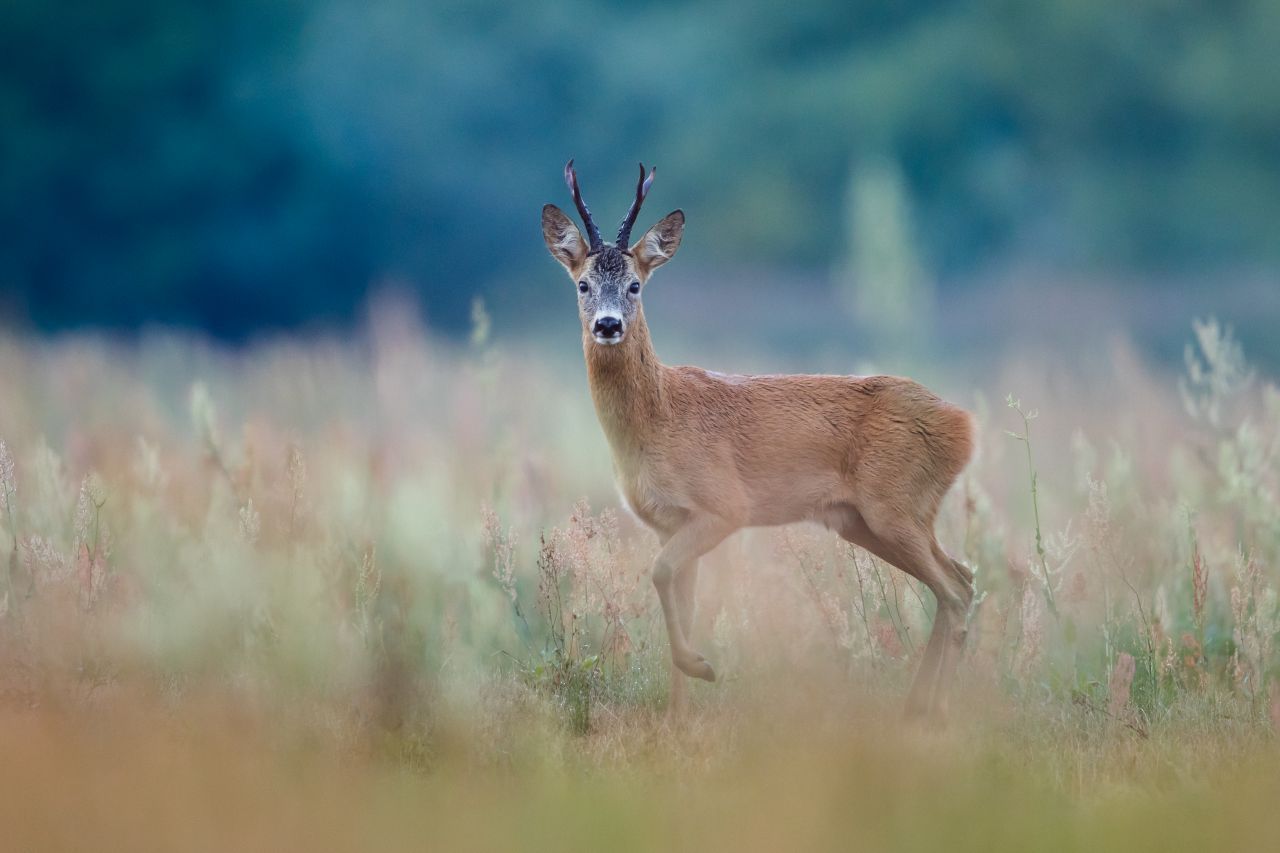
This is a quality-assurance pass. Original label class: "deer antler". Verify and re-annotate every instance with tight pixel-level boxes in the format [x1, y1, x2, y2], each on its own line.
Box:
[616, 162, 656, 248]
[564, 159, 603, 252]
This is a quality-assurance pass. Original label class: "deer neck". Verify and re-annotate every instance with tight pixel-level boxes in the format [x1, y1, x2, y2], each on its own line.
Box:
[583, 311, 663, 460]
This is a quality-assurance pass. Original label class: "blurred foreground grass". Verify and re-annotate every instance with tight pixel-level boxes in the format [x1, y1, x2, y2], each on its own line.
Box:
[0, 305, 1278, 850]
[3, 694, 1280, 853]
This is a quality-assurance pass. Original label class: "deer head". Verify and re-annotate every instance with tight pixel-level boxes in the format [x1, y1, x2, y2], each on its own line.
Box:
[542, 160, 684, 346]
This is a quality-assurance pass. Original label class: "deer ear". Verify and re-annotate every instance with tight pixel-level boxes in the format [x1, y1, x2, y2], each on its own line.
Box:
[631, 210, 684, 276]
[542, 204, 587, 274]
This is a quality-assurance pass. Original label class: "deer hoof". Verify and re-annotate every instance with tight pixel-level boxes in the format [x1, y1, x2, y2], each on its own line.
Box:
[676, 653, 717, 682]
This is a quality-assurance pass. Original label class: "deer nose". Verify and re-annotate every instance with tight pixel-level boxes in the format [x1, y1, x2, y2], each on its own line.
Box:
[593, 316, 623, 338]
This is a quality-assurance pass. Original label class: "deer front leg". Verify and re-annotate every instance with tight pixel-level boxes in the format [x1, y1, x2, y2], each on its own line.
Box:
[667, 558, 702, 713]
[653, 516, 731, 684]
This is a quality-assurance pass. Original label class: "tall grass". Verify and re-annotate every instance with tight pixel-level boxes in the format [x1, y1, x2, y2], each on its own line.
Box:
[0, 307, 1277, 849]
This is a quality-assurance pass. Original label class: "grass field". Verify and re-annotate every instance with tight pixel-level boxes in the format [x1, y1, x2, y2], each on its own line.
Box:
[0, 305, 1277, 851]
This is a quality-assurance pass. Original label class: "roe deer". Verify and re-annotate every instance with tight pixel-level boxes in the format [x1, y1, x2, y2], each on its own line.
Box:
[541, 161, 975, 720]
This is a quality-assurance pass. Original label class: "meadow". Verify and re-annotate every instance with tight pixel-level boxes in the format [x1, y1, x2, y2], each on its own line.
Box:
[0, 300, 1277, 851]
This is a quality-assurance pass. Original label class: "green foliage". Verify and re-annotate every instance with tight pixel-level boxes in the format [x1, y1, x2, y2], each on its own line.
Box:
[836, 157, 936, 357]
[2, 1, 1278, 334]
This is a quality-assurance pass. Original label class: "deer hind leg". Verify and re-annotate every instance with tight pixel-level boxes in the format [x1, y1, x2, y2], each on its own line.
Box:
[928, 540, 975, 718]
[936, 540, 975, 588]
[653, 515, 731, 685]
[839, 509, 972, 720]
[837, 512, 947, 716]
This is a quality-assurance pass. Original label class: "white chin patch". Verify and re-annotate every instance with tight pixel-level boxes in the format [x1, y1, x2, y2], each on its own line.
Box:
[593, 335, 624, 346]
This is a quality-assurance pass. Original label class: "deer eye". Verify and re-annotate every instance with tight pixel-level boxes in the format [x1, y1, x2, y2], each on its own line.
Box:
[628, 281, 640, 295]
[578, 281, 589, 294]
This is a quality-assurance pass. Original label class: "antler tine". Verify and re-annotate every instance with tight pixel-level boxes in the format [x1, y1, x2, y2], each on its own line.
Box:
[616, 162, 656, 248]
[564, 159, 603, 251]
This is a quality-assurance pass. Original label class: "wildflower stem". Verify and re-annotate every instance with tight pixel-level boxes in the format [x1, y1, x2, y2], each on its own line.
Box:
[1007, 396, 1059, 618]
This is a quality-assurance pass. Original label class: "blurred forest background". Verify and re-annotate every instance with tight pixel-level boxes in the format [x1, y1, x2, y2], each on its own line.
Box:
[1, 0, 1278, 364]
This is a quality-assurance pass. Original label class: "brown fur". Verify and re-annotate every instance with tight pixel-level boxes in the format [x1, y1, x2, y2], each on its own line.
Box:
[544, 187, 975, 721]
[588, 324, 973, 535]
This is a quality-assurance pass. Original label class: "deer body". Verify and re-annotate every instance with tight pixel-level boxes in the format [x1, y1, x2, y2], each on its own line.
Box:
[544, 162, 975, 719]
[589, 328, 971, 531]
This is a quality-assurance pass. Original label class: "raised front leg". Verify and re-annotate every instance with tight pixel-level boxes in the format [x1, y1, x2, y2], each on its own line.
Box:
[667, 558, 701, 714]
[653, 515, 732, 684]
